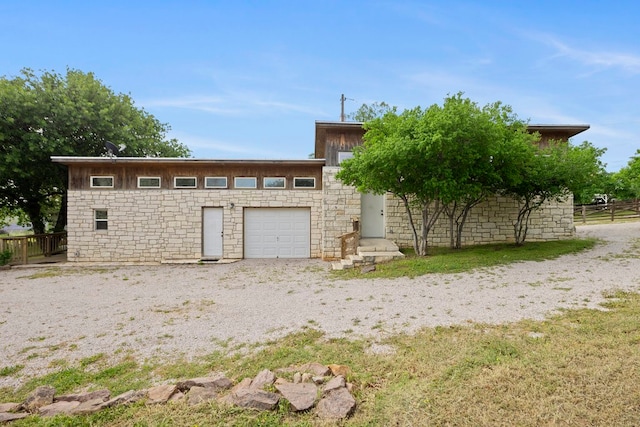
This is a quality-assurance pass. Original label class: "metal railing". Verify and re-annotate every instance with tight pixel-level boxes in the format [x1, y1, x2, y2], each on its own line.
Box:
[0, 232, 67, 265]
[574, 199, 640, 224]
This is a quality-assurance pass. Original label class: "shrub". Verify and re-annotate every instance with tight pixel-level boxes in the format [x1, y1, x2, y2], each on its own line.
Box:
[0, 249, 12, 266]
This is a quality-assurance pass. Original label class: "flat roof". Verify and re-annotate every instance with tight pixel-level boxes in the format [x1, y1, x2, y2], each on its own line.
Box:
[51, 157, 326, 165]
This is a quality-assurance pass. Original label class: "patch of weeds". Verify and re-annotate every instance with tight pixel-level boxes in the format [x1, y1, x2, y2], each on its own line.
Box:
[0, 365, 23, 377]
[80, 353, 105, 368]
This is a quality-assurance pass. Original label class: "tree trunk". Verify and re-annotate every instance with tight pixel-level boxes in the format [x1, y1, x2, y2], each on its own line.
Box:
[24, 202, 45, 235]
[53, 193, 67, 232]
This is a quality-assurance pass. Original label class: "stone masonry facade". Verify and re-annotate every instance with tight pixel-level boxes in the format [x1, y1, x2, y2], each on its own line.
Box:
[67, 189, 323, 263]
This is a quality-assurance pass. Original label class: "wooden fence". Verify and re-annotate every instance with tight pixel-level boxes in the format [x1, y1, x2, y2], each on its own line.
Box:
[574, 199, 640, 224]
[0, 232, 67, 265]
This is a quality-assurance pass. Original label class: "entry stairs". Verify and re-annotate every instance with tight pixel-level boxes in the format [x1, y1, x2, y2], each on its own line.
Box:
[331, 238, 405, 270]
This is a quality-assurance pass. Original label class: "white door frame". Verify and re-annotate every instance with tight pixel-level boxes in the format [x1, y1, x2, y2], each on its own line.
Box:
[202, 207, 223, 259]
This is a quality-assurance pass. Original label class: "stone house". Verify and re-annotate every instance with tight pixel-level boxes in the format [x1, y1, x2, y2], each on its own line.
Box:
[52, 122, 589, 263]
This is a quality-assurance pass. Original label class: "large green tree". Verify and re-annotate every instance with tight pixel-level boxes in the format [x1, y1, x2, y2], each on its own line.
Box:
[500, 140, 605, 245]
[611, 150, 640, 200]
[0, 68, 190, 234]
[337, 94, 536, 255]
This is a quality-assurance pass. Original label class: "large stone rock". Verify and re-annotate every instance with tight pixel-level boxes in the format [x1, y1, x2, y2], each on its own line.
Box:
[100, 390, 147, 409]
[72, 398, 111, 415]
[147, 384, 178, 404]
[250, 369, 275, 390]
[55, 389, 110, 403]
[23, 385, 56, 413]
[0, 412, 28, 422]
[323, 375, 346, 394]
[0, 403, 20, 413]
[176, 373, 233, 392]
[298, 362, 331, 377]
[275, 382, 317, 411]
[328, 364, 349, 377]
[316, 387, 356, 420]
[187, 386, 218, 406]
[39, 400, 80, 417]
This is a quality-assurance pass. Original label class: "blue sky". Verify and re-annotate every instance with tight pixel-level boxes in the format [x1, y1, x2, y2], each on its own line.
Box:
[2, 1, 639, 171]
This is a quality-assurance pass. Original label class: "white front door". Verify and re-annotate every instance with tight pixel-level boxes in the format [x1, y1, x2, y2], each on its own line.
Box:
[244, 208, 310, 258]
[202, 207, 223, 259]
[361, 193, 385, 238]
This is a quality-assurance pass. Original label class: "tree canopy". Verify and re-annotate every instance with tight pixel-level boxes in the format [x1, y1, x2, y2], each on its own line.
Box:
[0, 68, 191, 234]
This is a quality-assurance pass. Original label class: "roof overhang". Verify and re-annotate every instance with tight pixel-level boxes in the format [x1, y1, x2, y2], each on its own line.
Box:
[51, 157, 326, 166]
[526, 124, 590, 139]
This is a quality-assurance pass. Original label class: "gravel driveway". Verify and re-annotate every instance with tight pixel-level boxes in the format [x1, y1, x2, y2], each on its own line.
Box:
[2, 222, 640, 388]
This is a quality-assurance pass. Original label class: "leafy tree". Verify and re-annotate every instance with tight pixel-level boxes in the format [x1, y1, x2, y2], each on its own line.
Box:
[347, 101, 397, 121]
[0, 68, 190, 234]
[611, 150, 640, 200]
[501, 140, 605, 245]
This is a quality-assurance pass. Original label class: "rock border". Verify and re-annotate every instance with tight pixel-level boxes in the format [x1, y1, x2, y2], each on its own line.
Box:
[0, 362, 355, 422]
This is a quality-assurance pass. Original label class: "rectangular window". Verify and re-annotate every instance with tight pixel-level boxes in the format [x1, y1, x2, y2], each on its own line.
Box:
[90, 176, 114, 188]
[338, 151, 354, 164]
[174, 177, 197, 188]
[263, 177, 286, 189]
[205, 176, 228, 189]
[95, 210, 108, 230]
[234, 177, 257, 189]
[138, 177, 161, 188]
[293, 177, 316, 189]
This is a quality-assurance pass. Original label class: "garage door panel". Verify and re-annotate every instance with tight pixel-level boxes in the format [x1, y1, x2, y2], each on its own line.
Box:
[245, 208, 310, 258]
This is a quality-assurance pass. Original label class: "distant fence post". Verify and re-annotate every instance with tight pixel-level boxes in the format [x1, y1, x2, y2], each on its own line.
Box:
[21, 237, 28, 264]
[611, 200, 615, 221]
[581, 205, 586, 224]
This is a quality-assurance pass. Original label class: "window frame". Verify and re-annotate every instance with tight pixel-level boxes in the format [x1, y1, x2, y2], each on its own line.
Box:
[94, 209, 108, 231]
[90, 176, 114, 188]
[173, 176, 197, 189]
[234, 177, 257, 189]
[137, 176, 161, 189]
[263, 177, 286, 189]
[293, 177, 316, 189]
[205, 176, 228, 189]
[338, 151, 354, 164]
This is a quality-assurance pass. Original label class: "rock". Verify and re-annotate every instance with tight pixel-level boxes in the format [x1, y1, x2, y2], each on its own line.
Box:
[100, 390, 147, 409]
[293, 372, 302, 384]
[23, 385, 56, 413]
[169, 391, 185, 402]
[228, 388, 280, 410]
[147, 384, 178, 404]
[250, 369, 275, 390]
[177, 373, 233, 392]
[72, 398, 111, 415]
[328, 364, 349, 377]
[274, 377, 289, 385]
[232, 377, 253, 392]
[301, 373, 312, 383]
[0, 403, 20, 413]
[275, 382, 317, 411]
[187, 386, 218, 406]
[39, 400, 81, 417]
[298, 362, 331, 377]
[361, 265, 376, 273]
[316, 387, 356, 420]
[0, 412, 28, 422]
[323, 375, 346, 394]
[312, 376, 326, 385]
[55, 389, 110, 403]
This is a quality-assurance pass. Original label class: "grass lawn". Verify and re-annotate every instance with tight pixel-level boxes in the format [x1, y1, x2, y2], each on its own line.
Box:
[3, 237, 638, 426]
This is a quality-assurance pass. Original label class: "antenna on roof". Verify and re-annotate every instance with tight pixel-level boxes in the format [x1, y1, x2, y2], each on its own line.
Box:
[104, 141, 126, 159]
[340, 94, 353, 122]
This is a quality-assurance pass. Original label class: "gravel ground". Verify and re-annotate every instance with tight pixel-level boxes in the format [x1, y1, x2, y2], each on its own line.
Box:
[2, 221, 640, 389]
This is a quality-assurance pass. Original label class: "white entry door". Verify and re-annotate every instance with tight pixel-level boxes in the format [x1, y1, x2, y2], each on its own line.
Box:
[361, 193, 385, 238]
[202, 208, 223, 259]
[244, 208, 310, 258]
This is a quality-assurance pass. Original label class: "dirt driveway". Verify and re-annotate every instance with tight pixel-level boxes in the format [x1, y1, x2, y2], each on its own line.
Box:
[2, 221, 640, 388]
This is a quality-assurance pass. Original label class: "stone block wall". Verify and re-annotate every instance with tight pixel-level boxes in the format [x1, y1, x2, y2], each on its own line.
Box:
[66, 189, 322, 263]
[321, 167, 361, 260]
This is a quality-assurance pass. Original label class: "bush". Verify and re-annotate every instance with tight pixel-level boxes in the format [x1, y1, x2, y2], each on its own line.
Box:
[0, 249, 12, 266]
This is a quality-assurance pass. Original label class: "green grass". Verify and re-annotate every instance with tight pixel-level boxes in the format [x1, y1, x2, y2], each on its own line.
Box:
[3, 291, 640, 426]
[335, 238, 598, 279]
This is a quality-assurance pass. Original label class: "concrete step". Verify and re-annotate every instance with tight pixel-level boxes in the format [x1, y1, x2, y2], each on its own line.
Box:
[346, 254, 364, 265]
[358, 251, 405, 264]
[358, 238, 399, 253]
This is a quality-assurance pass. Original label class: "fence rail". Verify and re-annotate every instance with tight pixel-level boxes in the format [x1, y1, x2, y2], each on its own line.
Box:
[574, 199, 640, 224]
[0, 232, 67, 265]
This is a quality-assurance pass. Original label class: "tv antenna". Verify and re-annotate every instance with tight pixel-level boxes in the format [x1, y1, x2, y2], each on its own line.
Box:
[104, 141, 126, 159]
[340, 94, 353, 122]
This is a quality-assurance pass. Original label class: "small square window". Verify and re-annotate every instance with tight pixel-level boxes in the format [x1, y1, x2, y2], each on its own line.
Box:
[294, 177, 315, 188]
[90, 176, 114, 188]
[234, 177, 257, 189]
[138, 177, 161, 188]
[174, 177, 197, 188]
[263, 177, 286, 189]
[338, 151, 354, 164]
[205, 177, 228, 188]
[95, 210, 108, 230]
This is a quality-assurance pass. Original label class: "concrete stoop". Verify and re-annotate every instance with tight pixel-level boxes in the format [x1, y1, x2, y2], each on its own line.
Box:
[332, 238, 405, 270]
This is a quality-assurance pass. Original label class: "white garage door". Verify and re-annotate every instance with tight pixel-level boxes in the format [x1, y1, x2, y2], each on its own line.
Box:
[244, 208, 310, 258]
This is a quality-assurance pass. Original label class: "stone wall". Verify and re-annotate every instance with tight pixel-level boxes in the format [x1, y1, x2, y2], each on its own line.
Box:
[321, 168, 575, 257]
[321, 167, 361, 260]
[66, 189, 323, 263]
